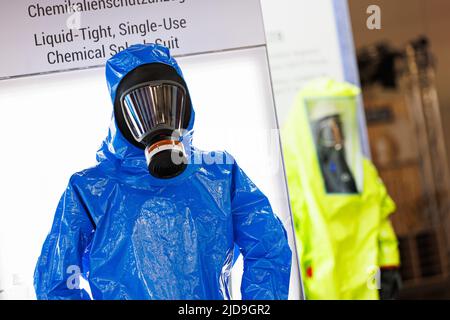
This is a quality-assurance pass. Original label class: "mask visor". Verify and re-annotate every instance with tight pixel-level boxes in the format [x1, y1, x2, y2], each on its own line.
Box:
[121, 81, 187, 145]
[306, 97, 363, 193]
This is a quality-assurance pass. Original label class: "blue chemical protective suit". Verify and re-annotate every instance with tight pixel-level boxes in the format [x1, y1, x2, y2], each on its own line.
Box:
[34, 44, 292, 300]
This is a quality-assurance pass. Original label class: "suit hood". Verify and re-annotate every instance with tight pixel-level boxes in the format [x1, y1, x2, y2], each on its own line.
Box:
[97, 44, 195, 167]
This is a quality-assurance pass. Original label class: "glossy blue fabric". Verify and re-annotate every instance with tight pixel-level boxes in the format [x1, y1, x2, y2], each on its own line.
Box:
[34, 44, 292, 300]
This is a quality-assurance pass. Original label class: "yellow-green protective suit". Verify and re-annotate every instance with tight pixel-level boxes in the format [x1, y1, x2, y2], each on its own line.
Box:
[282, 79, 400, 300]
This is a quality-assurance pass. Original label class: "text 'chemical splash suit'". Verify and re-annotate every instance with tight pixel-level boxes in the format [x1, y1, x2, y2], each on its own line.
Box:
[34, 44, 292, 300]
[282, 79, 400, 300]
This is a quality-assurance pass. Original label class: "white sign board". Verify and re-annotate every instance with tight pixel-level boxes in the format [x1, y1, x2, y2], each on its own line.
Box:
[0, 0, 265, 79]
[0, 0, 304, 300]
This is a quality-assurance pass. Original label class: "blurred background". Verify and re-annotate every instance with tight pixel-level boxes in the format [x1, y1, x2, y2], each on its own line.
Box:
[349, 0, 450, 299]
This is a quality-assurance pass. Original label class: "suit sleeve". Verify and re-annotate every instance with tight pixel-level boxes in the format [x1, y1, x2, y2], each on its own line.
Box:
[377, 177, 401, 268]
[34, 178, 95, 300]
[231, 161, 292, 300]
